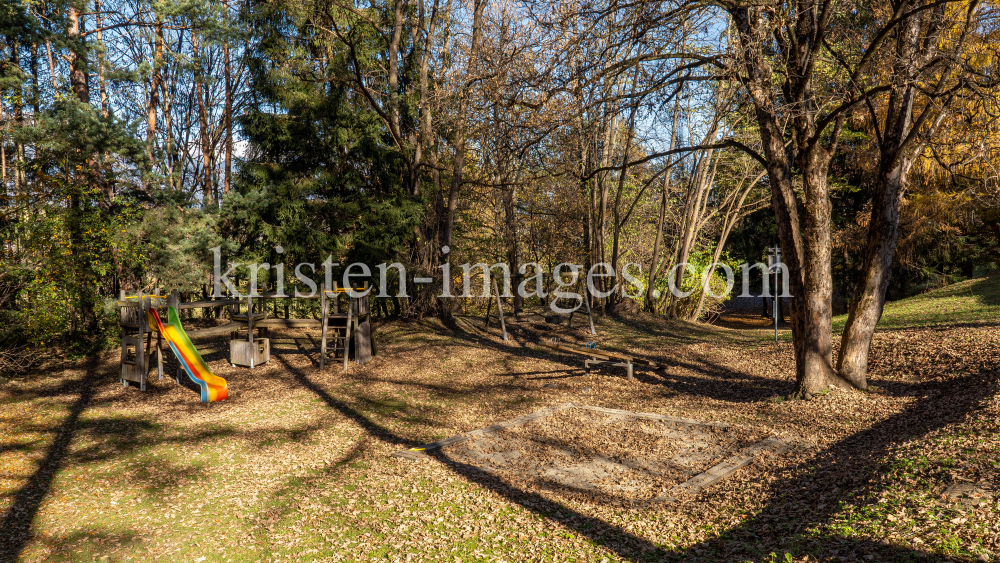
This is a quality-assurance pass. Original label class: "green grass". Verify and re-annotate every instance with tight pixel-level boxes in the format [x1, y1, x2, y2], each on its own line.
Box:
[833, 275, 1000, 333]
[812, 414, 1000, 563]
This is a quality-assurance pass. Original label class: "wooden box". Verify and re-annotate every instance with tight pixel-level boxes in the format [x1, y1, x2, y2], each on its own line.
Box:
[230, 338, 270, 368]
[120, 336, 149, 390]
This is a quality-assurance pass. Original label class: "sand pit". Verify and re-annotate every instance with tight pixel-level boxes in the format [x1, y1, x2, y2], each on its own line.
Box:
[395, 404, 789, 506]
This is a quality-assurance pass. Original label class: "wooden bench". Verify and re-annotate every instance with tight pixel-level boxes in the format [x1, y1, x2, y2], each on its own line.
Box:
[538, 340, 663, 381]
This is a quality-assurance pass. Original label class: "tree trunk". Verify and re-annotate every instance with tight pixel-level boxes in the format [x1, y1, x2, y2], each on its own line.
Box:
[192, 27, 213, 205]
[160, 32, 178, 191]
[646, 100, 680, 312]
[417, 0, 444, 195]
[796, 146, 843, 395]
[609, 104, 638, 303]
[10, 41, 26, 192]
[504, 184, 522, 312]
[66, 6, 102, 336]
[222, 0, 233, 195]
[95, 0, 108, 119]
[836, 7, 925, 388]
[596, 112, 616, 303]
[1, 102, 6, 190]
[146, 13, 164, 174]
[442, 0, 486, 250]
[44, 39, 58, 90]
[30, 43, 40, 115]
[646, 175, 668, 312]
[386, 0, 405, 152]
[837, 163, 908, 387]
[669, 137, 718, 318]
[690, 170, 765, 320]
[67, 4, 111, 208]
[730, 4, 855, 397]
[67, 7, 90, 105]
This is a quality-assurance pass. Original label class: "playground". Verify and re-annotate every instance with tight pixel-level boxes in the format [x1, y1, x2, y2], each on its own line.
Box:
[1, 279, 999, 562]
[7, 0, 1000, 559]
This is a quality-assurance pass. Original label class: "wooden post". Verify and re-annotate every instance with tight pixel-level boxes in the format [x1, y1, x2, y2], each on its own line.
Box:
[484, 286, 493, 328]
[356, 283, 373, 363]
[565, 277, 574, 328]
[171, 289, 181, 383]
[141, 294, 152, 391]
[138, 290, 146, 389]
[333, 282, 340, 316]
[492, 278, 508, 342]
[582, 282, 596, 336]
[320, 283, 328, 369]
[119, 289, 126, 388]
[343, 288, 352, 372]
[246, 292, 253, 343]
[155, 288, 163, 380]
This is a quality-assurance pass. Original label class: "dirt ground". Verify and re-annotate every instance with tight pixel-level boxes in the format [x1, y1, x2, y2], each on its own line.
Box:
[1, 302, 999, 562]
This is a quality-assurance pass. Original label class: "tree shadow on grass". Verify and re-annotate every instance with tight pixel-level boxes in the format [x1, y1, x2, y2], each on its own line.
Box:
[1, 354, 371, 562]
[281, 322, 561, 410]
[0, 356, 99, 563]
[6, 323, 983, 562]
[666, 368, 999, 562]
[604, 314, 734, 346]
[31, 528, 141, 562]
[632, 355, 797, 403]
[440, 315, 796, 400]
[278, 331, 997, 563]
[274, 353, 409, 447]
[434, 315, 663, 374]
[344, 314, 797, 414]
[501, 369, 588, 380]
[244, 436, 372, 554]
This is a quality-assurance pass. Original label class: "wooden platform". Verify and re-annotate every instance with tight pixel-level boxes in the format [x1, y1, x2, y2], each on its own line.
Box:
[181, 323, 241, 338]
[252, 318, 321, 329]
[177, 298, 241, 309]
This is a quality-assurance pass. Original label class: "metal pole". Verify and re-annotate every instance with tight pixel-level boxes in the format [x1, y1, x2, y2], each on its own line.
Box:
[773, 246, 781, 342]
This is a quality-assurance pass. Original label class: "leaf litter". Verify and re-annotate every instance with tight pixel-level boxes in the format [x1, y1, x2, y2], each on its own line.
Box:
[0, 301, 997, 562]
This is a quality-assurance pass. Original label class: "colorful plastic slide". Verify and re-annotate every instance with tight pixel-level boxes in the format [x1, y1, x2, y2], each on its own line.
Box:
[148, 307, 229, 403]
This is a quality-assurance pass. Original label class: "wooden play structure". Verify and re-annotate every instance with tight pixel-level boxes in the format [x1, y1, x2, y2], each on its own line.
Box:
[484, 273, 597, 340]
[236, 283, 374, 370]
[118, 289, 166, 390]
[538, 339, 663, 381]
[544, 280, 597, 336]
[117, 283, 375, 396]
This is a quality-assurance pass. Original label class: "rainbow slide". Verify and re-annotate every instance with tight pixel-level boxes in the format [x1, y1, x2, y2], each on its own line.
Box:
[148, 307, 228, 402]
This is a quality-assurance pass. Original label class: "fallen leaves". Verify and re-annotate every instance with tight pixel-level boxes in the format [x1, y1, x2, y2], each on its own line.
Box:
[0, 294, 997, 562]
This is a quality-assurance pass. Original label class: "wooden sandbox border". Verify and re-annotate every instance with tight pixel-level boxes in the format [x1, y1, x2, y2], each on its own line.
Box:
[392, 403, 788, 503]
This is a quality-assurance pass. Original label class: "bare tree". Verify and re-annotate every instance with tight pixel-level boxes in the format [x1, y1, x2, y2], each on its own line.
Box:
[836, 0, 990, 387]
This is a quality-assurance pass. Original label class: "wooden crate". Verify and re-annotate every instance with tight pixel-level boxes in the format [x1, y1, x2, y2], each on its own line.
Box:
[121, 336, 145, 388]
[230, 338, 270, 368]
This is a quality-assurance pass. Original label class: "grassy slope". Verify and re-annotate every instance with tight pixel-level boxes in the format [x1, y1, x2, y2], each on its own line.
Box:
[834, 275, 1000, 332]
[819, 276, 1000, 563]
